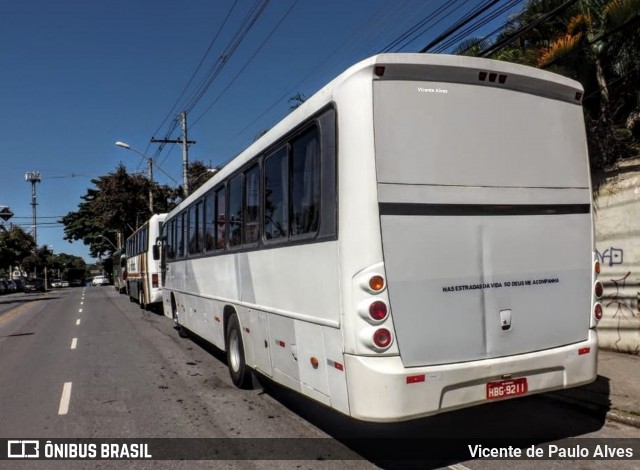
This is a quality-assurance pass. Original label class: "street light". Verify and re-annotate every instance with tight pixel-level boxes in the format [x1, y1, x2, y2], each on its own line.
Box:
[115, 141, 154, 213]
[115, 141, 180, 214]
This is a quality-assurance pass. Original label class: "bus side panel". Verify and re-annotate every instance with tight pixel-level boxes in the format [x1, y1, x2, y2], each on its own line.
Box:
[247, 309, 273, 377]
[294, 321, 329, 397]
[323, 326, 349, 415]
[268, 315, 298, 382]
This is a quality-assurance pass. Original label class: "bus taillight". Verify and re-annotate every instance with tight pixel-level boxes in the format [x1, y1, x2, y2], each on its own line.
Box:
[594, 281, 603, 299]
[369, 301, 388, 321]
[152, 274, 159, 288]
[594, 303, 603, 321]
[373, 328, 392, 349]
[594, 260, 601, 275]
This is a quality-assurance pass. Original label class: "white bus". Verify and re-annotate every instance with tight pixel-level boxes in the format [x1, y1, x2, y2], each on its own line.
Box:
[126, 213, 166, 310]
[160, 53, 600, 422]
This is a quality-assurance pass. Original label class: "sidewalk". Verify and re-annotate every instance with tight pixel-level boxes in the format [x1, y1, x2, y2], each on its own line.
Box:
[549, 349, 640, 428]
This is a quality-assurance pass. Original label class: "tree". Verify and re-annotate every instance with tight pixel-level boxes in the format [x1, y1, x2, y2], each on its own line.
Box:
[288, 92, 306, 110]
[187, 160, 218, 194]
[0, 225, 35, 275]
[477, 0, 640, 171]
[60, 163, 180, 258]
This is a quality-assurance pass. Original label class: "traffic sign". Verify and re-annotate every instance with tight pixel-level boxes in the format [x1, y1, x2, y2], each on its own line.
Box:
[0, 206, 14, 221]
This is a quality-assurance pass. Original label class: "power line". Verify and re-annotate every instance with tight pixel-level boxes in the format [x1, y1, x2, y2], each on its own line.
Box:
[191, 0, 300, 128]
[479, 0, 578, 57]
[420, 0, 502, 52]
[151, 0, 240, 141]
[431, 0, 524, 54]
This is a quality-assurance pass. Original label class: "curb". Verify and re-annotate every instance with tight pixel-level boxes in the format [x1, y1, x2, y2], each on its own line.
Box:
[606, 409, 640, 429]
[545, 393, 640, 429]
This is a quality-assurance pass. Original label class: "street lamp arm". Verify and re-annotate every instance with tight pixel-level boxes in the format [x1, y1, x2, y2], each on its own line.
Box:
[114, 141, 179, 185]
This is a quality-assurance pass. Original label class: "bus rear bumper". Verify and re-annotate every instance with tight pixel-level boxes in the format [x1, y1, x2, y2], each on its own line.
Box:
[344, 329, 598, 422]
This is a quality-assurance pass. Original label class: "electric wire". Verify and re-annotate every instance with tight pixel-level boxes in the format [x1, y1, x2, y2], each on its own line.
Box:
[190, 0, 300, 128]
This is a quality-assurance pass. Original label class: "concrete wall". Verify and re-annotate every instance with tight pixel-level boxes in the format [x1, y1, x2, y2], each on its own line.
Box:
[594, 159, 640, 353]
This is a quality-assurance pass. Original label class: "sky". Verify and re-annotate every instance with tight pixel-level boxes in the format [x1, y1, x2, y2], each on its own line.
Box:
[0, 0, 525, 262]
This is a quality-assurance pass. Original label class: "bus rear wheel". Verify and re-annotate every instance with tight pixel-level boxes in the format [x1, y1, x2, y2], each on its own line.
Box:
[226, 314, 252, 389]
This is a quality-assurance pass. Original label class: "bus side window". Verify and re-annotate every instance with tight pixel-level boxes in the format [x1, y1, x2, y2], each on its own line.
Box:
[264, 146, 288, 241]
[215, 187, 226, 250]
[291, 128, 320, 236]
[176, 212, 184, 258]
[205, 191, 216, 251]
[228, 176, 243, 247]
[244, 164, 260, 245]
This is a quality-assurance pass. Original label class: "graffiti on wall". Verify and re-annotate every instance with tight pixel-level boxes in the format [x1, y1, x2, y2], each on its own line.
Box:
[596, 246, 640, 353]
[595, 247, 624, 267]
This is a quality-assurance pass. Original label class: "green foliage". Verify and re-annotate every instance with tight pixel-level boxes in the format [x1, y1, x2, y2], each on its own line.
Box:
[0, 225, 36, 273]
[60, 163, 180, 258]
[474, 0, 640, 172]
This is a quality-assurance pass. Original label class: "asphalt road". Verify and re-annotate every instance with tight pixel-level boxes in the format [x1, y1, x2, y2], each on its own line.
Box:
[0, 287, 637, 469]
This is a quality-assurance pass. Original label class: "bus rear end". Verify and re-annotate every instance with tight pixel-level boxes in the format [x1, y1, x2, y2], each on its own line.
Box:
[344, 55, 599, 421]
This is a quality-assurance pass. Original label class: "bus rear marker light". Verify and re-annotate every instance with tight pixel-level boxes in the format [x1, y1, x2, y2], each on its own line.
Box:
[310, 357, 319, 369]
[374, 66, 386, 77]
[406, 374, 425, 384]
[369, 275, 385, 292]
[579, 347, 591, 355]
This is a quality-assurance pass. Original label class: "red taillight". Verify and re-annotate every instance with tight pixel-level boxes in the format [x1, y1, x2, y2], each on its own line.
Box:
[373, 328, 392, 348]
[594, 281, 603, 298]
[594, 303, 603, 320]
[594, 261, 601, 275]
[369, 301, 388, 321]
[152, 273, 158, 288]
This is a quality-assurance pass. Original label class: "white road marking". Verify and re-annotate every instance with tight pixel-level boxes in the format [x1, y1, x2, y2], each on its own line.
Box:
[71, 338, 77, 350]
[449, 465, 472, 470]
[76, 319, 81, 326]
[79, 309, 83, 313]
[58, 382, 72, 415]
[80, 301, 84, 305]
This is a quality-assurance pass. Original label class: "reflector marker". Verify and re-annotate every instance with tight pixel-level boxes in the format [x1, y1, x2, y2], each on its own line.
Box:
[244, 327, 250, 334]
[276, 340, 286, 348]
[214, 317, 221, 323]
[579, 347, 591, 355]
[406, 374, 425, 384]
[327, 359, 344, 371]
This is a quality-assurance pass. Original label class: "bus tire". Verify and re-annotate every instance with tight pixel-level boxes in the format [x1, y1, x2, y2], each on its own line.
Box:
[226, 314, 252, 389]
[172, 296, 189, 338]
[139, 290, 146, 310]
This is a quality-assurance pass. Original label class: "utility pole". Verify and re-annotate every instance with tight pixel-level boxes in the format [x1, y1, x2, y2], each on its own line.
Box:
[25, 171, 41, 245]
[151, 111, 196, 197]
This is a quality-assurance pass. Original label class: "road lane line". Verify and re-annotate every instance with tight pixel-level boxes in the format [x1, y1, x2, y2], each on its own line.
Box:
[58, 382, 72, 415]
[449, 465, 472, 470]
[76, 319, 81, 326]
[71, 338, 77, 350]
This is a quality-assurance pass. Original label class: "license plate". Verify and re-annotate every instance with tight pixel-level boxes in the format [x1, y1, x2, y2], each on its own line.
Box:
[486, 378, 528, 400]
